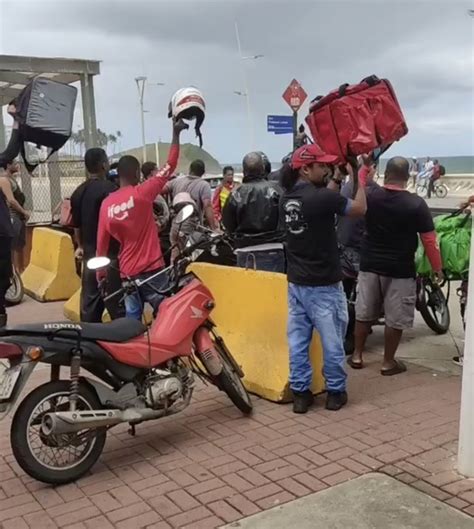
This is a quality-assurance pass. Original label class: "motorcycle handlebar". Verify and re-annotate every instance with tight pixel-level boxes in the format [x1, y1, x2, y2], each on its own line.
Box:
[103, 230, 225, 303]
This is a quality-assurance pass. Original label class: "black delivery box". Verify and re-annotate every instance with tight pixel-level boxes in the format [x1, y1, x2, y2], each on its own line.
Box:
[15, 76, 77, 153]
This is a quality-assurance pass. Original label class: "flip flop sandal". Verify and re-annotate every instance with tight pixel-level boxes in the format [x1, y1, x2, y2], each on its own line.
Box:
[347, 356, 364, 370]
[381, 360, 407, 376]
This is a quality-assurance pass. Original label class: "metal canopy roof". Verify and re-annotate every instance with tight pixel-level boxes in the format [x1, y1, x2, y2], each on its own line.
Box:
[0, 54, 101, 105]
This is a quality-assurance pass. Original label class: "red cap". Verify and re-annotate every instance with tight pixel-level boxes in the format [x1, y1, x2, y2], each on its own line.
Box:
[291, 144, 340, 169]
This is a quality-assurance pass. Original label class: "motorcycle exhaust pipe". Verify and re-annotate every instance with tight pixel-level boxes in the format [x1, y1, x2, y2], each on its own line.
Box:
[41, 407, 166, 435]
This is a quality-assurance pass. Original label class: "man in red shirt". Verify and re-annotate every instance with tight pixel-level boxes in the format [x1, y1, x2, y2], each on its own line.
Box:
[97, 119, 187, 319]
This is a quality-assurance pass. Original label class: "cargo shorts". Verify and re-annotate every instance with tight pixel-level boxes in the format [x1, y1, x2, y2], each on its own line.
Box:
[355, 271, 416, 330]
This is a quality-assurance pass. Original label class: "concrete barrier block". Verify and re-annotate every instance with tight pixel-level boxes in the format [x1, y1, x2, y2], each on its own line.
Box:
[22, 227, 80, 302]
[190, 263, 325, 402]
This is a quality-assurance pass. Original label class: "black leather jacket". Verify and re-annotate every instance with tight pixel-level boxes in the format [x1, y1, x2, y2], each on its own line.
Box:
[222, 175, 284, 249]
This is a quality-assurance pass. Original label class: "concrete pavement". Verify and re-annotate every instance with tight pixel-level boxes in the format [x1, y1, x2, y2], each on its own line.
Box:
[1, 297, 472, 528]
[225, 474, 474, 529]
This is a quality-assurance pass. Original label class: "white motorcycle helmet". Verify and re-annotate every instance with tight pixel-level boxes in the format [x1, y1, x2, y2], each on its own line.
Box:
[168, 87, 206, 147]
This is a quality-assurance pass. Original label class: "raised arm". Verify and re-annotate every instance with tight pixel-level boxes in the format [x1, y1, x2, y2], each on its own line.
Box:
[138, 119, 188, 200]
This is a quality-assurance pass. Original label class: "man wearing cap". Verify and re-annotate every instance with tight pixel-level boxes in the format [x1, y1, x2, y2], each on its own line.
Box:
[280, 144, 367, 413]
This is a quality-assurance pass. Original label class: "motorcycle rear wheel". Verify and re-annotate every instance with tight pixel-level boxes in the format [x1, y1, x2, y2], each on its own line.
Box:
[11, 380, 106, 485]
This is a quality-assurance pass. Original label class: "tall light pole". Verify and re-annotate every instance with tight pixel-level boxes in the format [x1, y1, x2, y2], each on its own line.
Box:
[135, 76, 165, 163]
[235, 22, 264, 151]
[458, 9, 474, 477]
[135, 76, 147, 163]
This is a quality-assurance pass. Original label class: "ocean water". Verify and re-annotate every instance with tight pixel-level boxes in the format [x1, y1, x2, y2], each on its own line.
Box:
[228, 156, 474, 174]
[379, 156, 474, 174]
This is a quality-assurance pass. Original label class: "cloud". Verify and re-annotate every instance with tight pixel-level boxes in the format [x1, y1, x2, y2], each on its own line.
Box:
[1, 0, 473, 162]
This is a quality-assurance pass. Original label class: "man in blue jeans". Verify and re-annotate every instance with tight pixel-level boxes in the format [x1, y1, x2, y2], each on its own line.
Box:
[280, 145, 367, 413]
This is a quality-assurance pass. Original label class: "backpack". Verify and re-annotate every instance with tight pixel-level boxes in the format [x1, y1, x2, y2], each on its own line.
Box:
[14, 77, 77, 172]
[416, 209, 471, 279]
[305, 75, 408, 162]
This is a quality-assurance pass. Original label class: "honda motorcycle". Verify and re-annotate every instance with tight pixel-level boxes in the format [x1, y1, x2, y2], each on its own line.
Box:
[0, 205, 252, 485]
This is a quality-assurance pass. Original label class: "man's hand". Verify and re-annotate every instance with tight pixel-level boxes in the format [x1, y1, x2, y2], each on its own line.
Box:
[75, 247, 84, 261]
[23, 211, 31, 222]
[98, 277, 107, 297]
[433, 271, 445, 285]
[460, 195, 474, 211]
[173, 118, 189, 135]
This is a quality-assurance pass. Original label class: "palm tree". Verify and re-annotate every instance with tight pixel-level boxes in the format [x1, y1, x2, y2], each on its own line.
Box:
[97, 129, 109, 151]
[108, 134, 118, 154]
[116, 130, 122, 152]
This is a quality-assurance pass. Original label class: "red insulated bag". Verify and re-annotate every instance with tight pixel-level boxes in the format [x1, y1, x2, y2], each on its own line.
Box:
[305, 75, 408, 161]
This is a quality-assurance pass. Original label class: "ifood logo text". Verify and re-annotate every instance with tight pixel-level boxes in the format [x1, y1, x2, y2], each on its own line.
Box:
[108, 196, 135, 221]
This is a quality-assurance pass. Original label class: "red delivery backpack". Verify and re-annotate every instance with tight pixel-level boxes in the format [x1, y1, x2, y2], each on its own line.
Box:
[305, 75, 408, 161]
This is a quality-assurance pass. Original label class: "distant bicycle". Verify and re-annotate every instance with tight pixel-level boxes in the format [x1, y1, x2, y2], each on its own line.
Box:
[416, 178, 449, 199]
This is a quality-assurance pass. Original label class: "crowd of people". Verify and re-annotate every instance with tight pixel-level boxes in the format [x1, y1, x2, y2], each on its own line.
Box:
[0, 109, 470, 417]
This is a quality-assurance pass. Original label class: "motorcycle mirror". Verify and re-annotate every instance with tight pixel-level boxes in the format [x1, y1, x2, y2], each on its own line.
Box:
[87, 256, 111, 271]
[175, 204, 194, 225]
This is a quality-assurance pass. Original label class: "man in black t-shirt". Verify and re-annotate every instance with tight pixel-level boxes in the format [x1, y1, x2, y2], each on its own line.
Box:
[71, 148, 124, 322]
[281, 144, 367, 414]
[351, 157, 442, 375]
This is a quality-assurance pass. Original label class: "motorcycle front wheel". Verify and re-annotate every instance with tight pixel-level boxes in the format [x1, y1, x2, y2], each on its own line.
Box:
[214, 342, 253, 415]
[11, 380, 107, 485]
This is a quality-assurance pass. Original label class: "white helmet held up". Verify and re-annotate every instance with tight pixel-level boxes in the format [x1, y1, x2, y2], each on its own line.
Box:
[168, 87, 206, 147]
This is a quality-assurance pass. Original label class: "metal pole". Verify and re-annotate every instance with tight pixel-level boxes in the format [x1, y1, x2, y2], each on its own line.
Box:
[458, 211, 474, 476]
[135, 77, 147, 163]
[81, 74, 98, 149]
[235, 22, 254, 150]
[155, 142, 160, 167]
[0, 108, 6, 152]
[293, 110, 298, 151]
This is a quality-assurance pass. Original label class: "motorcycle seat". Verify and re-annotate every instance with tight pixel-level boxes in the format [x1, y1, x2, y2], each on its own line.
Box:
[2, 318, 146, 343]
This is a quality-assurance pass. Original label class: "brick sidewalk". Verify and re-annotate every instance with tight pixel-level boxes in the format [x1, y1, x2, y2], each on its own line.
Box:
[0, 301, 472, 528]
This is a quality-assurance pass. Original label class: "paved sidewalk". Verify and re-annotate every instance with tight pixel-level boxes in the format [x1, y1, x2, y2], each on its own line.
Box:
[0, 299, 472, 528]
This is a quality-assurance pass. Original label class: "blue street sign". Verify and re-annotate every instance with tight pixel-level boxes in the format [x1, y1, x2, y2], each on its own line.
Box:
[267, 115, 294, 134]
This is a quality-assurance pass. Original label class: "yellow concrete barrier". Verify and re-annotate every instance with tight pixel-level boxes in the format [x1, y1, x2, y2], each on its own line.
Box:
[64, 288, 81, 321]
[190, 263, 324, 402]
[22, 228, 80, 302]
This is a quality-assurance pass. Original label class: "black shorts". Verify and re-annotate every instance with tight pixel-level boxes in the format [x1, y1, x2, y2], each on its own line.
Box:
[11, 217, 26, 250]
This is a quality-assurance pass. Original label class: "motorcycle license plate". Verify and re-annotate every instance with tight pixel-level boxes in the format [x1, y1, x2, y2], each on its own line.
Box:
[0, 365, 21, 401]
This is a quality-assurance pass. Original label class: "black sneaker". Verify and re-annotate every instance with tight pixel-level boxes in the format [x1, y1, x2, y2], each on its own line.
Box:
[326, 391, 348, 411]
[292, 390, 314, 414]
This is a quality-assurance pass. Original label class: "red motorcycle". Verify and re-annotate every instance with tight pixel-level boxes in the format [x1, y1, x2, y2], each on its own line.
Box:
[0, 206, 252, 484]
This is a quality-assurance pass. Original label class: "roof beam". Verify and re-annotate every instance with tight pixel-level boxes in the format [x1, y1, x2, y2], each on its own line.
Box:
[0, 55, 100, 76]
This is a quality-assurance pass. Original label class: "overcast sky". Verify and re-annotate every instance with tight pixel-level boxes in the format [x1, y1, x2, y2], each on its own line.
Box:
[1, 0, 473, 163]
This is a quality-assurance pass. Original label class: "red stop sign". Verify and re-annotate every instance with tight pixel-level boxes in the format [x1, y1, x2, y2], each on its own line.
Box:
[283, 79, 307, 112]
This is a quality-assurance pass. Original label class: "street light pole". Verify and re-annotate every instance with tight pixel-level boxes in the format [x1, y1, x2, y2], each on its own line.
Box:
[458, 9, 474, 477]
[458, 211, 474, 476]
[234, 22, 263, 151]
[135, 76, 147, 163]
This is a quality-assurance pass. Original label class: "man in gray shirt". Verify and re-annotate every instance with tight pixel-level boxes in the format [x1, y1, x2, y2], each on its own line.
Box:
[163, 159, 218, 260]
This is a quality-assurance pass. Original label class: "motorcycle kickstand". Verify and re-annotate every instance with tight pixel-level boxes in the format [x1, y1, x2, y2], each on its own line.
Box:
[128, 424, 136, 437]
